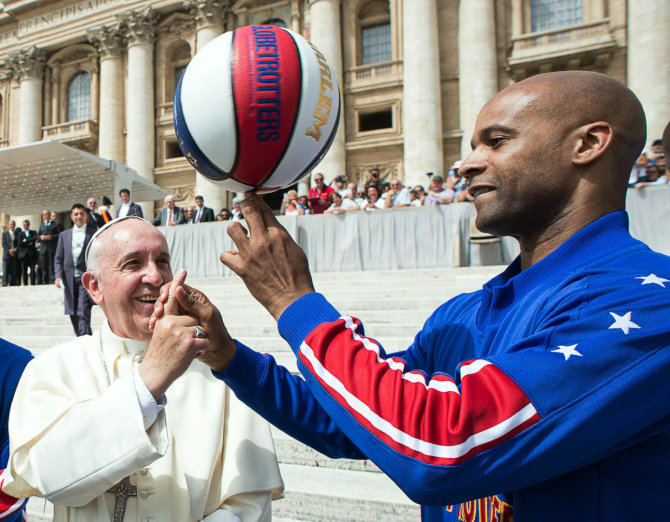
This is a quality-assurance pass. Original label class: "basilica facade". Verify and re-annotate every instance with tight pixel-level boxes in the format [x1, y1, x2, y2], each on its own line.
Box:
[0, 0, 667, 217]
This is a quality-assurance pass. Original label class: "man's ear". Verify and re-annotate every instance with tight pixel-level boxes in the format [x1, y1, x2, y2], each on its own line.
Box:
[571, 121, 613, 166]
[82, 271, 104, 305]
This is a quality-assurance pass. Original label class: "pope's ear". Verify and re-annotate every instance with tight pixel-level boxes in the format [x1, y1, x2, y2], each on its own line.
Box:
[82, 272, 104, 305]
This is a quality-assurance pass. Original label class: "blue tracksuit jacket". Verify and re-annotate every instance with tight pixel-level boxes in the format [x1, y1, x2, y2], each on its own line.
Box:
[217, 211, 670, 521]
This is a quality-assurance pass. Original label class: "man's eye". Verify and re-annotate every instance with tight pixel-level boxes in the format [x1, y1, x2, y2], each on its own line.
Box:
[490, 137, 507, 147]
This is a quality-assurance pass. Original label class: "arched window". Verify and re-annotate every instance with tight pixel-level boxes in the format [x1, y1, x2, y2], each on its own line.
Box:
[66, 71, 91, 122]
[358, 1, 391, 65]
[261, 17, 287, 28]
[530, 0, 582, 32]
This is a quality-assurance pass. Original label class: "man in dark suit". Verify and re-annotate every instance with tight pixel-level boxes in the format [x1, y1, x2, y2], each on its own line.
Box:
[86, 197, 104, 229]
[37, 209, 61, 285]
[194, 195, 215, 223]
[54, 204, 96, 336]
[16, 220, 37, 286]
[152, 195, 185, 226]
[1, 220, 19, 287]
[115, 188, 143, 218]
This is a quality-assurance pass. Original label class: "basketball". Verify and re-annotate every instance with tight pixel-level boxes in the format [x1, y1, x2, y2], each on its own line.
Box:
[173, 25, 341, 194]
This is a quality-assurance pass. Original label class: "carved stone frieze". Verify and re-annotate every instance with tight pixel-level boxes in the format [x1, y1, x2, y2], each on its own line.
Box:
[165, 184, 195, 203]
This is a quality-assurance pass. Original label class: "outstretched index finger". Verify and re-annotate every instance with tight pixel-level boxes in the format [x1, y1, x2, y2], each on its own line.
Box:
[164, 268, 187, 316]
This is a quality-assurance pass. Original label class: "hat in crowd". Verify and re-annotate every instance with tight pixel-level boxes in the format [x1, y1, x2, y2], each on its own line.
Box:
[334, 175, 345, 183]
[450, 161, 462, 171]
[102, 196, 112, 206]
[431, 174, 444, 182]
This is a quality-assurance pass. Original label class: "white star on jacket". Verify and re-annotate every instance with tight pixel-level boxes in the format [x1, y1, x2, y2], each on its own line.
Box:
[635, 274, 669, 287]
[551, 344, 582, 361]
[608, 311, 641, 335]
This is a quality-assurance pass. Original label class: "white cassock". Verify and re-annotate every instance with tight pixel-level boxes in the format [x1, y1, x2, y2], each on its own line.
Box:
[2, 321, 284, 521]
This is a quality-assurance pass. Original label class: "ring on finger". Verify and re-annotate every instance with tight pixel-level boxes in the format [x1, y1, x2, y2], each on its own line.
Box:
[193, 325, 206, 339]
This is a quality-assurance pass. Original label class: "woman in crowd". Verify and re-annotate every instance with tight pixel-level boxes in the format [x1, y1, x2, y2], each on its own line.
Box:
[280, 190, 305, 216]
[361, 185, 385, 211]
[325, 191, 360, 214]
[410, 185, 426, 206]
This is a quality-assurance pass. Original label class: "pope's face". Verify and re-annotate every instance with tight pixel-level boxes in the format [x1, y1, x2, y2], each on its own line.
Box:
[93, 221, 172, 341]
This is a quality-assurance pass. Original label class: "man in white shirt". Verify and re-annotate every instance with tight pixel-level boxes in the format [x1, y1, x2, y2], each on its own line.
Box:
[54, 204, 97, 336]
[383, 179, 411, 208]
[116, 188, 144, 219]
[3, 216, 284, 521]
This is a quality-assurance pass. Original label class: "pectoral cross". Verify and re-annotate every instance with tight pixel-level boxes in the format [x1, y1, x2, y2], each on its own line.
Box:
[107, 476, 137, 522]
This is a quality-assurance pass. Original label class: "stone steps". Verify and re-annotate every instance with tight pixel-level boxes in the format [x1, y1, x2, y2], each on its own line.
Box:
[3, 266, 502, 521]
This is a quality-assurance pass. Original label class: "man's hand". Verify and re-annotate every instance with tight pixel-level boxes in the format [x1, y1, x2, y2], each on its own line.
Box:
[219, 193, 315, 321]
[150, 269, 238, 373]
[139, 311, 209, 401]
[54, 278, 61, 288]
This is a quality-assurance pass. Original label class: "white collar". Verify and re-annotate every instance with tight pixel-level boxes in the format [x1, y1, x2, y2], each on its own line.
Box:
[101, 320, 149, 355]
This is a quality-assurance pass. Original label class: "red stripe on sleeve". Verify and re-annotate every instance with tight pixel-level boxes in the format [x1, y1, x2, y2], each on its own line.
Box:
[0, 475, 24, 520]
[299, 317, 540, 466]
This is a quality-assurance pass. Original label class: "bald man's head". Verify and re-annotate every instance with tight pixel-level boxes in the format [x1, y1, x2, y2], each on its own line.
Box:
[460, 71, 647, 241]
[506, 72, 646, 176]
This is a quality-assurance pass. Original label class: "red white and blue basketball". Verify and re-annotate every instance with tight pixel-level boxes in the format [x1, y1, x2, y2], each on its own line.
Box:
[173, 25, 341, 193]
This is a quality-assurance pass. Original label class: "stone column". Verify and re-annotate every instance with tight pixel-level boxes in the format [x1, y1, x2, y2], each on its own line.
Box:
[188, 0, 229, 212]
[89, 26, 124, 162]
[627, 0, 670, 151]
[308, 0, 345, 185]
[8, 46, 46, 145]
[121, 9, 157, 218]
[457, 0, 498, 160]
[402, 0, 443, 187]
[8, 47, 46, 225]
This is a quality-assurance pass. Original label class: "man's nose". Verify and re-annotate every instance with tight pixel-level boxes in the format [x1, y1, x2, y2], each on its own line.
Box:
[458, 149, 487, 181]
[142, 262, 164, 285]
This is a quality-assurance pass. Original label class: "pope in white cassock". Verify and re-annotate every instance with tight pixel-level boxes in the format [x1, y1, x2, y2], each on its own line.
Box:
[1, 216, 284, 521]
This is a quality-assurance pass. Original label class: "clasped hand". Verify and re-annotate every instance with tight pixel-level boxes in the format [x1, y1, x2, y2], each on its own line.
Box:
[140, 270, 237, 400]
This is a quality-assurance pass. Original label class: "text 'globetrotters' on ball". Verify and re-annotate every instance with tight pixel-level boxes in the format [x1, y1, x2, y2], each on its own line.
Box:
[173, 25, 341, 194]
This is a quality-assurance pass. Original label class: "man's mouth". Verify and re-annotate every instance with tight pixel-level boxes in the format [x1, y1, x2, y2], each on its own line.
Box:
[469, 186, 496, 199]
[136, 296, 158, 303]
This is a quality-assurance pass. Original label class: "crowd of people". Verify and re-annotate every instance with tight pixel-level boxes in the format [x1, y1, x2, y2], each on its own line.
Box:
[279, 164, 472, 217]
[628, 138, 667, 188]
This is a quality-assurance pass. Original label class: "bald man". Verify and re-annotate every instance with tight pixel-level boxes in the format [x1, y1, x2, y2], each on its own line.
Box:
[154, 72, 670, 521]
